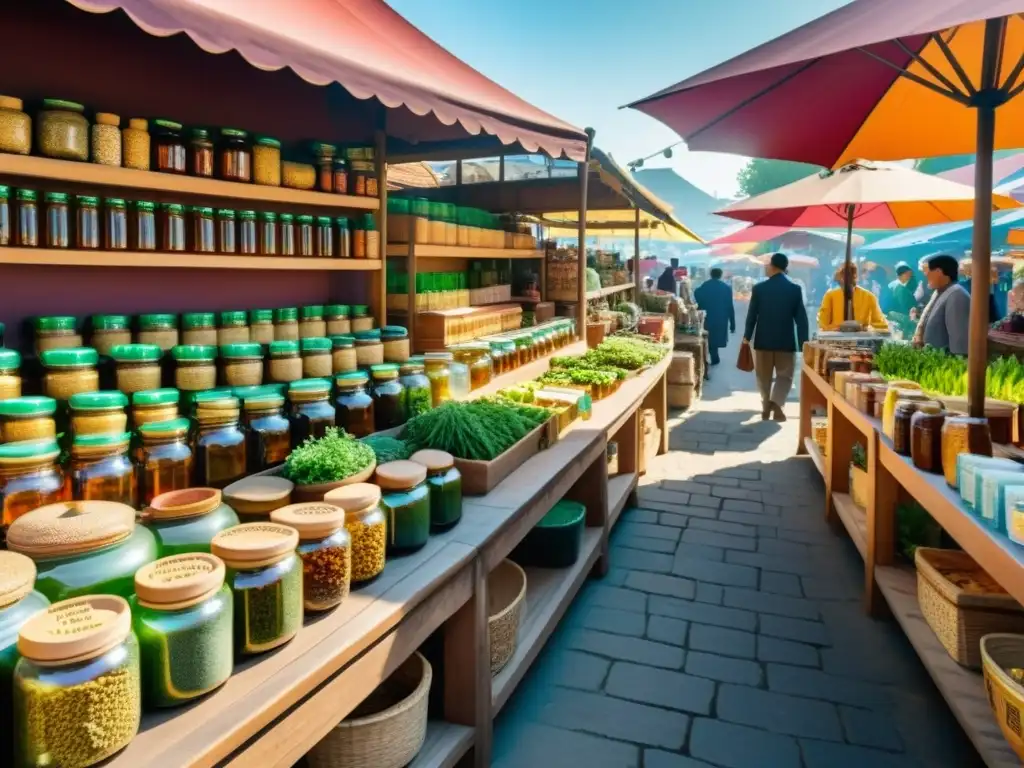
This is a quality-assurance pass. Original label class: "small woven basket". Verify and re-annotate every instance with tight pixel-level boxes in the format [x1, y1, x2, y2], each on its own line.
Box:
[489, 559, 527, 674]
[915, 548, 1024, 669]
[306, 651, 431, 768]
[981, 633, 1024, 761]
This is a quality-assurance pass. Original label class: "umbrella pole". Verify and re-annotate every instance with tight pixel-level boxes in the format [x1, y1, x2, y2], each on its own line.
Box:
[843, 204, 854, 323]
[967, 103, 995, 417]
[577, 128, 595, 341]
[634, 207, 642, 298]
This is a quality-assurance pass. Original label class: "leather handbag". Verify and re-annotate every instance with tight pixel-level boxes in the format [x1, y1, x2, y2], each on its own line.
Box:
[736, 343, 754, 372]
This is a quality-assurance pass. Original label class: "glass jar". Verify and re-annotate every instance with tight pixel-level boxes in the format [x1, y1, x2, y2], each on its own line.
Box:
[351, 305, 374, 333]
[173, 344, 218, 393]
[300, 337, 333, 378]
[36, 99, 88, 161]
[326, 305, 352, 336]
[131, 200, 157, 250]
[0, 349, 20, 401]
[34, 316, 81, 355]
[188, 127, 214, 177]
[893, 401, 922, 456]
[7, 500, 158, 601]
[350, 160, 377, 197]
[100, 198, 128, 250]
[14, 188, 37, 247]
[75, 194, 99, 249]
[399, 362, 432, 419]
[466, 344, 493, 390]
[336, 217, 349, 258]
[299, 305, 328, 339]
[216, 128, 251, 182]
[137, 418, 193, 505]
[271, 502, 351, 611]
[258, 211, 277, 255]
[241, 393, 290, 473]
[217, 208, 237, 254]
[333, 158, 349, 197]
[137, 313, 179, 353]
[152, 118, 186, 173]
[0, 185, 9, 246]
[331, 334, 357, 374]
[287, 379, 336, 447]
[313, 142, 336, 193]
[181, 312, 217, 346]
[489, 340, 507, 376]
[0, 397, 56, 443]
[381, 325, 410, 363]
[941, 416, 994, 488]
[67, 432, 136, 506]
[237, 210, 258, 255]
[123, 118, 150, 170]
[0, 439, 63, 533]
[131, 553, 232, 708]
[273, 307, 299, 341]
[411, 449, 462, 531]
[423, 352, 453, 406]
[371, 364, 407, 430]
[13, 595, 141, 767]
[279, 213, 296, 256]
[69, 390, 128, 437]
[352, 218, 367, 259]
[160, 202, 187, 251]
[297, 215, 315, 257]
[362, 213, 380, 259]
[911, 406, 946, 474]
[221, 342, 263, 388]
[252, 136, 281, 186]
[218, 310, 250, 347]
[355, 329, 384, 368]
[315, 215, 334, 257]
[375, 461, 430, 554]
[191, 206, 216, 253]
[110, 343, 162, 394]
[211, 522, 303, 655]
[0, 96, 31, 155]
[249, 309, 274, 346]
[143, 487, 240, 557]
[130, 388, 179, 432]
[324, 483, 386, 584]
[334, 372, 375, 438]
[193, 394, 247, 489]
[40, 348, 99, 433]
[44, 191, 69, 248]
[91, 112, 121, 166]
[267, 340, 302, 384]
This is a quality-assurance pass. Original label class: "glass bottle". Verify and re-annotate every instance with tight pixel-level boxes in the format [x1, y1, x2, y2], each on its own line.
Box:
[0, 439, 63, 533]
[325, 483, 386, 584]
[219, 128, 251, 183]
[333, 158, 349, 196]
[35, 99, 88, 161]
[142, 487, 240, 557]
[238, 210, 258, 255]
[217, 209, 236, 254]
[279, 213, 296, 256]
[160, 203, 186, 252]
[315, 215, 333, 258]
[258, 211, 277, 255]
[334, 371, 375, 438]
[104, 198, 128, 250]
[371, 363, 407, 430]
[297, 215, 315, 257]
[137, 417, 193, 506]
[375, 460, 430, 554]
[0, 185, 8, 246]
[131, 200, 157, 251]
[67, 431, 136, 507]
[44, 191, 69, 249]
[14, 189, 37, 247]
[152, 119, 187, 174]
[423, 352, 453, 406]
[193, 394, 246, 489]
[287, 379, 336, 447]
[313, 142, 336, 193]
[411, 448, 462, 531]
[192, 206, 216, 253]
[241, 393, 291, 472]
[399, 362, 432, 419]
[188, 127, 214, 177]
[271, 502, 352, 611]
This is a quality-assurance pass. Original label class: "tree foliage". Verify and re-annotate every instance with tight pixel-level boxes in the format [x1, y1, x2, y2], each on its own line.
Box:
[736, 158, 821, 197]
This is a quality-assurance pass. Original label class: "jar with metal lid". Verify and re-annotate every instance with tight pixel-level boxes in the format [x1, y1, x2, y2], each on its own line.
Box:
[326, 305, 351, 336]
[279, 213, 296, 256]
[251, 136, 281, 186]
[298, 305, 327, 339]
[36, 99, 88, 161]
[910, 406, 946, 474]
[0, 349, 20, 401]
[271, 502, 351, 611]
[337, 216, 351, 258]
[217, 310, 250, 346]
[334, 371, 375, 438]
[258, 211, 277, 255]
[0, 439, 63, 532]
[351, 305, 374, 333]
[137, 313, 179, 354]
[73, 194, 99, 249]
[375, 460, 430, 554]
[188, 127, 214, 177]
[152, 119, 186, 173]
[0, 96, 30, 155]
[324, 483, 386, 584]
[173, 344, 217, 392]
[7, 500, 158, 601]
[131, 200, 157, 250]
[411, 449, 462, 530]
[14, 188, 37, 247]
[240, 393, 290, 472]
[333, 157, 349, 197]
[0, 185, 9, 246]
[100, 198, 127, 250]
[941, 416, 994, 488]
[350, 160, 378, 197]
[88, 314, 130, 357]
[313, 143, 336, 193]
[43, 191, 69, 248]
[399, 362, 432, 419]
[300, 337, 332, 379]
[381, 325, 410, 363]
[273, 307, 299, 341]
[69, 391, 128, 438]
[217, 208, 236, 254]
[0, 397, 56, 443]
[238, 210, 258, 255]
[181, 312, 217, 346]
[123, 118, 150, 170]
[297, 214, 315, 256]
[67, 431, 135, 506]
[13, 594, 141, 767]
[371, 364, 407, 430]
[160, 202, 187, 251]
[330, 334, 357, 374]
[287, 379, 336, 447]
[110, 343, 162, 394]
[248, 309, 274, 346]
[91, 112, 121, 166]
[355, 329, 384, 368]
[130, 552, 232, 707]
[315, 215, 334, 257]
[193, 394, 246, 489]
[267, 340, 302, 384]
[137, 417, 192, 505]
[191, 206, 216, 253]
[142, 487, 239, 557]
[221, 342, 263, 388]
[34, 316, 82, 356]
[130, 388, 179, 432]
[423, 352, 453, 406]
[211, 522, 303, 655]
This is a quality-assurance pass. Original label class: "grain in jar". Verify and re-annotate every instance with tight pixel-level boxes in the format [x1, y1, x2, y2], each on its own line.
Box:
[137, 417, 192, 505]
[941, 416, 994, 488]
[240, 393, 290, 473]
[336, 216, 351, 258]
[131, 200, 157, 250]
[91, 112, 121, 166]
[253, 136, 281, 186]
[334, 371, 375, 438]
[173, 344, 217, 393]
[142, 487, 240, 557]
[67, 431, 136, 507]
[248, 309, 274, 346]
[193, 393, 246, 489]
[40, 347, 99, 406]
[273, 307, 299, 341]
[0, 96, 30, 155]
[36, 99, 88, 161]
[381, 325, 410, 363]
[217, 310, 250, 346]
[362, 213, 380, 258]
[0, 439, 63, 532]
[130, 388, 179, 432]
[375, 460, 430, 553]
[324, 483, 386, 584]
[160, 203, 187, 251]
[258, 212, 277, 255]
[89, 314, 131, 356]
[43, 192, 69, 248]
[152, 119, 186, 174]
[271, 502, 351, 611]
[411, 449, 462, 530]
[325, 304, 351, 336]
[330, 334, 357, 374]
[287, 379, 335, 447]
[14, 188, 38, 247]
[910, 406, 946, 474]
[0, 349, 23, 401]
[0, 397, 56, 443]
[351, 304, 374, 333]
[299, 305, 327, 338]
[187, 127, 214, 177]
[300, 337, 332, 378]
[181, 312, 217, 346]
[221, 342, 263, 387]
[110, 343, 163, 394]
[355, 329, 384, 368]
[267, 340, 302, 384]
[282, 161, 316, 191]
[69, 390, 128, 437]
[122, 118, 150, 170]
[137, 313, 179, 353]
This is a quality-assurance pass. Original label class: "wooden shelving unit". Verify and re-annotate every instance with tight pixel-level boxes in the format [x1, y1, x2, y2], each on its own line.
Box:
[804, 437, 825, 478]
[832, 491, 867, 559]
[585, 283, 634, 300]
[386, 244, 544, 260]
[0, 249, 383, 271]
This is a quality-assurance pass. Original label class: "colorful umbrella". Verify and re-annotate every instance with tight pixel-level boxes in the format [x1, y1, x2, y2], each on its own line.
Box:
[710, 225, 866, 247]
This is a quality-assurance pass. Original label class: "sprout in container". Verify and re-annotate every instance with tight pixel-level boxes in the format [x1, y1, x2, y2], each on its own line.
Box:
[281, 427, 376, 503]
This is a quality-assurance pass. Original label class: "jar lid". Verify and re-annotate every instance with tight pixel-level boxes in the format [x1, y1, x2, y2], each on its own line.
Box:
[916, 404, 944, 416]
[255, 135, 280, 148]
[326, 304, 351, 317]
[945, 415, 991, 427]
[18, 595, 131, 665]
[274, 307, 299, 323]
[35, 315, 76, 332]
[361, 213, 377, 231]
[0, 96, 22, 111]
[132, 388, 180, 407]
[7, 500, 136, 558]
[370, 363, 400, 380]
[128, 118, 148, 130]
[95, 112, 120, 126]
[260, 211, 277, 222]
[336, 371, 369, 386]
[243, 393, 284, 410]
[239, 210, 257, 221]
[217, 209, 236, 219]
[354, 329, 382, 341]
[279, 213, 295, 223]
[0, 396, 57, 418]
[381, 325, 408, 338]
[0, 551, 36, 609]
[172, 344, 217, 361]
[138, 416, 190, 437]
[271, 502, 346, 539]
[250, 309, 274, 323]
[105, 197, 126, 207]
[410, 449, 454, 472]
[16, 189, 36, 202]
[92, 314, 130, 331]
[135, 200, 156, 212]
[0, 348, 20, 368]
[193, 391, 239, 408]
[152, 118, 183, 130]
[297, 214, 315, 225]
[39, 347, 98, 368]
[269, 339, 300, 355]
[147, 487, 223, 521]
[221, 127, 248, 138]
[324, 482, 381, 514]
[42, 98, 85, 112]
[69, 391, 128, 411]
[289, 378, 331, 395]
[182, 312, 216, 329]
[0, 439, 60, 462]
[300, 337, 332, 353]
[211, 522, 299, 568]
[110, 343, 162, 362]
[70, 193, 92, 205]
[221, 342, 263, 359]
[424, 352, 453, 363]
[162, 203, 186, 214]
[311, 142, 336, 156]
[375, 460, 427, 490]
[189, 127, 211, 140]
[314, 215, 330, 225]
[399, 362, 425, 375]
[221, 311, 249, 327]
[352, 304, 370, 316]
[135, 553, 225, 609]
[301, 305, 325, 320]
[138, 313, 178, 330]
[224, 476, 294, 515]
[330, 335, 355, 349]
[72, 431, 131, 450]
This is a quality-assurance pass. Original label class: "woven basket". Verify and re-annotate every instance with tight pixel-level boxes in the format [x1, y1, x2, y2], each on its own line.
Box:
[915, 548, 1024, 669]
[306, 652, 431, 768]
[981, 634, 1024, 761]
[489, 559, 527, 674]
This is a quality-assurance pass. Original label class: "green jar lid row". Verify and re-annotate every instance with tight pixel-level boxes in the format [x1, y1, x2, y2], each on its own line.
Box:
[182, 312, 216, 329]
[69, 391, 129, 410]
[132, 388, 180, 407]
[296, 214, 315, 225]
[35, 316, 77, 332]
[39, 347, 98, 367]
[249, 309, 274, 323]
[73, 431, 131, 448]
[289, 378, 331, 394]
[219, 311, 248, 327]
[300, 305, 325, 320]
[16, 189, 36, 202]
[325, 304, 351, 317]
[0, 349, 21, 368]
[269, 340, 300, 355]
[329, 335, 355, 349]
[139, 417, 190, 436]
[0, 438, 61, 460]
[273, 307, 299, 322]
[239, 210, 257, 221]
[135, 201, 156, 212]
[138, 313, 178, 330]
[221, 342, 263, 359]
[91, 314, 130, 331]
[0, 396, 57, 417]
[110, 343, 162, 362]
[300, 337, 332, 353]
[172, 344, 217, 361]
[217, 209, 236, 219]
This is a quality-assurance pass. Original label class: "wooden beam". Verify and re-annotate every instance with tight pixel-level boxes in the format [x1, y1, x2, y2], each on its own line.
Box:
[375, 129, 389, 330]
[577, 129, 595, 340]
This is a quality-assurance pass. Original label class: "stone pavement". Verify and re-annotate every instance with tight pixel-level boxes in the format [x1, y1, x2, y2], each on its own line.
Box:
[493, 306, 982, 768]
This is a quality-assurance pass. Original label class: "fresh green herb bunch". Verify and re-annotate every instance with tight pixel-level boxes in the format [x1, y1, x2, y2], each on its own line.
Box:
[875, 343, 1024, 401]
[282, 427, 374, 485]
[585, 335, 665, 370]
[539, 368, 616, 388]
[851, 443, 867, 471]
[360, 434, 411, 463]
[550, 355, 629, 380]
[401, 399, 551, 461]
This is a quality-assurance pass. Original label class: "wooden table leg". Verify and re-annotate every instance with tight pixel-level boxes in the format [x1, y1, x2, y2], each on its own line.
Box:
[868, 442, 898, 617]
[445, 559, 491, 767]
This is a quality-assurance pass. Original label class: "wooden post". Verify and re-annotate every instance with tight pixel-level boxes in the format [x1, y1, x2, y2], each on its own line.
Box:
[842, 205, 854, 323]
[374, 129, 389, 330]
[577, 129, 595, 340]
[634, 207, 642, 298]
[866, 430, 895, 616]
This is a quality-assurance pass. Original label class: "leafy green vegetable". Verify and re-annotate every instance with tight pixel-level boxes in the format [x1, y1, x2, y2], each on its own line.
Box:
[583, 335, 666, 370]
[851, 443, 867, 471]
[401, 399, 551, 461]
[874, 343, 1024, 402]
[360, 434, 411, 464]
[282, 427, 375, 485]
[896, 502, 942, 562]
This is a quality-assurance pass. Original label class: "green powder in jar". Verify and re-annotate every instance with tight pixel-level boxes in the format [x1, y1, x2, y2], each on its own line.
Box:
[235, 558, 303, 652]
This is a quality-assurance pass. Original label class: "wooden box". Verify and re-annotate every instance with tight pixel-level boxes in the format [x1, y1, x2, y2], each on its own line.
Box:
[456, 417, 557, 495]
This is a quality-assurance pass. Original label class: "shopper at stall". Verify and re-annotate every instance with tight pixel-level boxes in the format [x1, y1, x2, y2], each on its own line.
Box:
[657, 258, 679, 294]
[694, 268, 735, 366]
[815, 264, 889, 331]
[882, 262, 918, 316]
[912, 253, 970, 355]
[742, 253, 809, 422]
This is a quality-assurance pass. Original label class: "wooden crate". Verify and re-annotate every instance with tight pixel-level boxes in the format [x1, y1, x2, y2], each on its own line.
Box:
[456, 417, 556, 495]
[415, 304, 523, 350]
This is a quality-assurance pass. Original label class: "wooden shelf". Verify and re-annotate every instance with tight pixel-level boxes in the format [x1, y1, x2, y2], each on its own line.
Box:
[875, 565, 1020, 767]
[387, 244, 544, 259]
[408, 721, 475, 768]
[831, 391, 878, 438]
[0, 152, 378, 211]
[0, 248, 383, 271]
[608, 472, 639, 529]
[804, 437, 825, 478]
[802, 363, 832, 400]
[586, 283, 634, 300]
[832, 492, 867, 559]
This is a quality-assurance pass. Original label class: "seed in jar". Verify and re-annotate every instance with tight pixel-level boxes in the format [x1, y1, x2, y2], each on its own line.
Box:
[347, 519, 386, 583]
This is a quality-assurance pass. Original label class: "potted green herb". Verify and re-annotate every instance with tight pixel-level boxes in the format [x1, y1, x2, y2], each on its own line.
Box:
[282, 427, 376, 502]
[850, 442, 869, 509]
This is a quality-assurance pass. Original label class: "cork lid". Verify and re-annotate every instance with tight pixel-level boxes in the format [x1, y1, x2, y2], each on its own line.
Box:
[410, 449, 455, 472]
[7, 501, 136, 558]
[224, 475, 294, 515]
[271, 502, 346, 539]
[375, 460, 427, 490]
[324, 482, 382, 514]
[0, 551, 37, 609]
[18, 595, 131, 665]
[135, 553, 225, 610]
[211, 523, 298, 568]
[147, 488, 222, 521]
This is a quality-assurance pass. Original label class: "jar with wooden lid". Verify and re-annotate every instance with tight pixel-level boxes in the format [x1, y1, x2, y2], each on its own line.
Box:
[324, 483, 386, 584]
[110, 343, 163, 394]
[123, 118, 150, 170]
[240, 392, 290, 473]
[300, 337, 332, 379]
[330, 334, 357, 374]
[411, 449, 462, 531]
[34, 316, 81, 356]
[69, 391, 128, 438]
[137, 313, 179, 353]
[399, 362, 432, 419]
[130, 552, 232, 708]
[423, 352, 453, 406]
[0, 397, 56, 443]
[271, 502, 351, 611]
[67, 431, 136, 507]
[142, 487, 239, 558]
[216, 311, 249, 347]
[334, 371, 374, 438]
[221, 342, 263, 388]
[137, 417, 192, 505]
[7, 500, 158, 601]
[910, 406, 946, 474]
[375, 460, 430, 554]
[941, 416, 994, 488]
[273, 307, 299, 341]
[325, 305, 351, 336]
[181, 312, 217, 346]
[0, 439, 63, 533]
[192, 394, 246, 490]
[287, 379, 335, 447]
[188, 128, 214, 178]
[14, 188, 38, 247]
[152, 119, 186, 173]
[355, 329, 384, 368]
[130, 388, 179, 431]
[223, 475, 294, 521]
[36, 99, 88, 161]
[299, 305, 327, 339]
[351, 304, 374, 333]
[249, 309, 274, 346]
[13, 594, 141, 767]
[173, 344, 217, 393]
[267, 340, 302, 384]
[211, 522, 303, 655]
[0, 96, 30, 155]
[90, 314, 131, 356]
[381, 325, 410, 363]
[91, 112, 121, 166]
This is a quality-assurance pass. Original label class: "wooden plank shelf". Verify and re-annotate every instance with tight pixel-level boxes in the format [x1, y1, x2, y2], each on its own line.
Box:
[832, 491, 867, 559]
[586, 283, 634, 300]
[0, 249, 383, 271]
[608, 472, 639, 529]
[408, 722, 476, 768]
[387, 244, 544, 260]
[805, 437, 825, 478]
[832, 391, 877, 438]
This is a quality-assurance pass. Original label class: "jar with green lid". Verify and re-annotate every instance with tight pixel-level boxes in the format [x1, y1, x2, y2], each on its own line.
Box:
[0, 551, 48, 764]
[218, 128, 251, 182]
[0, 96, 30, 156]
[0, 349, 19, 401]
[258, 211, 277, 255]
[465, 343, 493, 390]
[217, 208, 236, 254]
[411, 449, 462, 530]
[315, 216, 334, 257]
[69, 390, 128, 438]
[253, 136, 281, 186]
[90, 314, 131, 356]
[312, 142, 336, 192]
[387, 197, 410, 243]
[324, 483, 386, 584]
[355, 329, 384, 368]
[212, 522, 303, 655]
[371, 364, 407, 430]
[188, 127, 214, 177]
[326, 304, 351, 336]
[131, 553, 232, 708]
[67, 431, 135, 507]
[287, 379, 335, 447]
[299, 305, 327, 338]
[300, 337, 332, 378]
[0, 398, 56, 444]
[137, 417, 192, 505]
[190, 205, 216, 253]
[181, 312, 217, 346]
[160, 202, 187, 251]
[399, 362, 431, 419]
[14, 189, 38, 247]
[500, 339, 517, 371]
[110, 343, 163, 394]
[193, 394, 246, 489]
[36, 99, 88, 161]
[488, 340, 507, 376]
[330, 334, 357, 374]
[249, 309, 274, 345]
[241, 393, 290, 472]
[375, 460, 430, 554]
[153, 118, 186, 173]
[0, 439, 64, 534]
[272, 502, 351, 611]
[142, 487, 240, 557]
[75, 194, 99, 249]
[221, 342, 263, 388]
[279, 213, 296, 256]
[13, 594, 141, 767]
[238, 210, 258, 255]
[104, 197, 128, 250]
[273, 307, 299, 341]
[351, 304, 373, 333]
[297, 214, 315, 256]
[422, 352, 452, 406]
[337, 216, 351, 258]
[217, 310, 250, 347]
[40, 349, 99, 432]
[267, 339, 302, 383]
[138, 313, 179, 352]
[130, 388, 179, 432]
[123, 117, 150, 170]
[173, 344, 217, 392]
[381, 325, 410, 363]
[0, 185, 9, 247]
[131, 200, 157, 251]
[334, 371, 375, 438]
[43, 192, 69, 248]
[7, 500, 158, 601]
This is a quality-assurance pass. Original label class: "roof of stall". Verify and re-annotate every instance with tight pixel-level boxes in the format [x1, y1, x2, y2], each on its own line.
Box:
[533, 209, 703, 243]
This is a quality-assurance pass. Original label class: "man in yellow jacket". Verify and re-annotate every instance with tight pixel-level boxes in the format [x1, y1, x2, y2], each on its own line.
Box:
[817, 264, 889, 331]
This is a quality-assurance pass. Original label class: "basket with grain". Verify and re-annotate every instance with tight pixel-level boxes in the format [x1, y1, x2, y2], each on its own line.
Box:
[981, 633, 1024, 761]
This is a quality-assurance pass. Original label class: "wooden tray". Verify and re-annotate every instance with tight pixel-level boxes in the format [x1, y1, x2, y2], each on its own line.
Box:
[456, 417, 557, 495]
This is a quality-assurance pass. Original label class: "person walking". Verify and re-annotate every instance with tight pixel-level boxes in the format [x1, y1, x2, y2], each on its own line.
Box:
[694, 267, 735, 365]
[743, 253, 809, 422]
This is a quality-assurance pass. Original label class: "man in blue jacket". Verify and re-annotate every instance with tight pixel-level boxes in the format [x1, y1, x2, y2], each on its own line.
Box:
[743, 253, 810, 421]
[694, 268, 735, 365]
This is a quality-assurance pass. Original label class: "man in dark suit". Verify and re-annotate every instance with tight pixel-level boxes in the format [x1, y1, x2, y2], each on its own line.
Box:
[657, 258, 680, 294]
[694, 267, 735, 365]
[743, 253, 809, 422]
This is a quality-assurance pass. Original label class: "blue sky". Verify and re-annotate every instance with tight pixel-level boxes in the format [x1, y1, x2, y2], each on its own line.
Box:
[385, 0, 852, 198]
